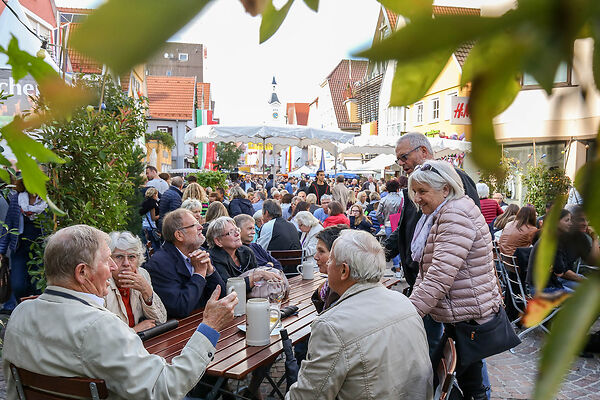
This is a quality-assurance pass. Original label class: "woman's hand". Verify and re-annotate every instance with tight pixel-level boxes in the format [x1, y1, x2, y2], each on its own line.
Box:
[250, 269, 282, 287]
[118, 270, 153, 301]
[133, 319, 156, 333]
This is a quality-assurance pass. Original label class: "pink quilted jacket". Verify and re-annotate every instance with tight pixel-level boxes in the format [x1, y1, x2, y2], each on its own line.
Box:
[410, 196, 502, 323]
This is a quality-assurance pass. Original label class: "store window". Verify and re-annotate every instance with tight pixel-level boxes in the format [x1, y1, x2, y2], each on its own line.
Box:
[522, 62, 572, 88]
[445, 91, 458, 120]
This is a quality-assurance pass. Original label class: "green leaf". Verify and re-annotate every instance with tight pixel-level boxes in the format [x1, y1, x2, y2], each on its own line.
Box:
[4, 36, 58, 84]
[377, 0, 430, 19]
[259, 0, 295, 44]
[389, 49, 453, 106]
[533, 194, 566, 293]
[468, 70, 521, 173]
[302, 0, 318, 12]
[357, 15, 505, 63]
[592, 21, 600, 93]
[575, 157, 600, 233]
[534, 274, 600, 400]
[0, 169, 9, 183]
[71, 0, 211, 75]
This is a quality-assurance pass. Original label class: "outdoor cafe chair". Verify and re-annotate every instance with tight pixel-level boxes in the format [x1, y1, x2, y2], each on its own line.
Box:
[269, 249, 304, 276]
[9, 364, 108, 400]
[434, 338, 457, 400]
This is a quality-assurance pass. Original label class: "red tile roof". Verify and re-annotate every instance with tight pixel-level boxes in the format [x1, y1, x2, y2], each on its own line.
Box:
[326, 59, 368, 130]
[432, 6, 480, 16]
[286, 103, 310, 126]
[57, 7, 93, 14]
[120, 73, 130, 93]
[11, 0, 57, 27]
[197, 83, 211, 110]
[147, 76, 196, 120]
[385, 8, 398, 30]
[67, 23, 102, 74]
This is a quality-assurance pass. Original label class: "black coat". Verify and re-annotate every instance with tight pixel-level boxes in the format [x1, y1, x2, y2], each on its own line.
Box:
[208, 245, 257, 292]
[229, 198, 255, 217]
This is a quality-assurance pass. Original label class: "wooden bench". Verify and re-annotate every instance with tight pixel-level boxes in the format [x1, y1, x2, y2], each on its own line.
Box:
[9, 364, 108, 400]
[269, 249, 303, 276]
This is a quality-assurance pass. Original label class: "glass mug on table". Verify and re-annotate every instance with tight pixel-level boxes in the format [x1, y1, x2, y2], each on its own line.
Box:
[269, 290, 285, 330]
[246, 298, 281, 346]
[227, 277, 246, 317]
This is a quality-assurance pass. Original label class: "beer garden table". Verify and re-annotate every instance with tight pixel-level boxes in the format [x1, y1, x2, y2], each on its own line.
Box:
[144, 272, 400, 399]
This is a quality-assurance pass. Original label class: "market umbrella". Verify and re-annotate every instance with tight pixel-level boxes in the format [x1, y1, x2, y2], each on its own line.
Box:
[338, 135, 472, 158]
[280, 329, 299, 390]
[185, 125, 356, 176]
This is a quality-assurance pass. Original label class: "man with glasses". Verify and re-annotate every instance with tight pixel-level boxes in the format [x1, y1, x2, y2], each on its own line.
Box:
[146, 209, 226, 319]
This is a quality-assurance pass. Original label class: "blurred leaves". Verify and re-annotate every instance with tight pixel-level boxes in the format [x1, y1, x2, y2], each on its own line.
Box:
[378, 0, 431, 19]
[389, 49, 452, 106]
[575, 156, 600, 234]
[240, 0, 269, 16]
[71, 0, 211, 75]
[534, 274, 600, 400]
[521, 292, 569, 328]
[533, 195, 566, 294]
[260, 0, 295, 43]
[302, 0, 318, 12]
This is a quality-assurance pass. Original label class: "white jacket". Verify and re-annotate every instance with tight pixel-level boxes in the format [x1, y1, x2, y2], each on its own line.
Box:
[287, 282, 433, 400]
[3, 286, 215, 399]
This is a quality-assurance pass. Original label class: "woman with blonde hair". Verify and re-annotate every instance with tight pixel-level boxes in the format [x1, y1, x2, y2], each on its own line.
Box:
[349, 203, 372, 232]
[229, 186, 254, 217]
[182, 182, 209, 215]
[202, 201, 229, 236]
[306, 193, 319, 213]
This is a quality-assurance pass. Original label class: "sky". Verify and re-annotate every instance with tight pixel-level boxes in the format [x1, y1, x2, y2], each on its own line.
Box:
[172, 0, 381, 124]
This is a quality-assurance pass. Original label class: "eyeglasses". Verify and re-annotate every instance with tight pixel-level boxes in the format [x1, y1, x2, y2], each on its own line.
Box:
[178, 223, 201, 232]
[221, 227, 241, 237]
[396, 146, 422, 164]
[112, 253, 138, 263]
[415, 163, 443, 177]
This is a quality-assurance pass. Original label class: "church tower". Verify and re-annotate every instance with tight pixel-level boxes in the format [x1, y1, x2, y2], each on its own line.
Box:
[268, 76, 283, 125]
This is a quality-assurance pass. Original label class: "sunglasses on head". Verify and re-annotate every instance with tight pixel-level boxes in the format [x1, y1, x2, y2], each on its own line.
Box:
[416, 163, 443, 177]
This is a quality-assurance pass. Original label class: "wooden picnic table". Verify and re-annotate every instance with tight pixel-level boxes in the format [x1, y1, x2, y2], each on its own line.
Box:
[144, 272, 400, 382]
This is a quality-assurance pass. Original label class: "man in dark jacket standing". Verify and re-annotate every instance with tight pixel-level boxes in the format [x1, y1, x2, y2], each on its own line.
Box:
[158, 176, 184, 230]
[307, 170, 331, 205]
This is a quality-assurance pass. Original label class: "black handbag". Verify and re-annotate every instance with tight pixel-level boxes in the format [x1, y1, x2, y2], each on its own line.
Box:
[145, 214, 161, 242]
[0, 256, 11, 303]
[451, 306, 521, 367]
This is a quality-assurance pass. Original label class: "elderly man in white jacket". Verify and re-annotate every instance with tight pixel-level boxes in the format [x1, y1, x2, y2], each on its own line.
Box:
[3, 224, 238, 399]
[286, 230, 433, 400]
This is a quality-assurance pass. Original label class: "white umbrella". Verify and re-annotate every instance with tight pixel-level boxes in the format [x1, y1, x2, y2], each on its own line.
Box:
[339, 135, 471, 158]
[354, 154, 400, 172]
[288, 165, 314, 177]
[185, 124, 357, 176]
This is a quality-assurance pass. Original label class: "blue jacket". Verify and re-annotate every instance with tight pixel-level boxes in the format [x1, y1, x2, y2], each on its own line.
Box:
[0, 193, 21, 254]
[248, 243, 282, 270]
[158, 186, 183, 229]
[144, 242, 226, 319]
[229, 198, 254, 217]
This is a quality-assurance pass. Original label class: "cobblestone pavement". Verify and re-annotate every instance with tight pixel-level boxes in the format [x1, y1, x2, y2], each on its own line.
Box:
[0, 289, 598, 400]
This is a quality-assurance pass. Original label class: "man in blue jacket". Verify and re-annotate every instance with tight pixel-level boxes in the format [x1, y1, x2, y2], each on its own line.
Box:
[157, 176, 184, 230]
[145, 209, 226, 319]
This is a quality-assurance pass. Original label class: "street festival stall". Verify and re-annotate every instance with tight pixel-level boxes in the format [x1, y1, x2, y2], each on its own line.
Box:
[185, 125, 356, 176]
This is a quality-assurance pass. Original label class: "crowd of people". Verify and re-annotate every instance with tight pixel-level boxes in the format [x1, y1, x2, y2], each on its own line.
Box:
[1, 131, 598, 400]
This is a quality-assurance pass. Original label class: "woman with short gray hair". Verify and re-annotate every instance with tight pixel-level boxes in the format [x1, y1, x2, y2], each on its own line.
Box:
[207, 216, 281, 289]
[106, 231, 167, 332]
[407, 160, 502, 399]
[181, 198, 205, 224]
[296, 211, 324, 260]
[229, 186, 255, 218]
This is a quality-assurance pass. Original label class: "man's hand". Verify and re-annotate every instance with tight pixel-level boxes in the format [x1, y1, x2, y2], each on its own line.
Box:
[118, 270, 153, 301]
[133, 319, 156, 333]
[190, 249, 214, 277]
[202, 286, 238, 331]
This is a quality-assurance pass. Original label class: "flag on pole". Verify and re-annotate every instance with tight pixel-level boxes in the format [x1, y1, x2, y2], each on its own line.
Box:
[318, 148, 326, 171]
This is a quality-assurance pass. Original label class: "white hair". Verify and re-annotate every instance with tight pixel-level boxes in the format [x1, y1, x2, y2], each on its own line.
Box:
[476, 182, 490, 199]
[396, 132, 434, 155]
[181, 198, 203, 211]
[295, 211, 320, 228]
[108, 231, 146, 266]
[253, 209, 263, 220]
[407, 160, 465, 206]
[330, 230, 385, 283]
[320, 194, 332, 202]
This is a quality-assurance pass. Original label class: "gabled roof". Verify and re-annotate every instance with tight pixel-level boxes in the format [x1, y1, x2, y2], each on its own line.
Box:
[286, 103, 310, 126]
[325, 59, 368, 130]
[67, 23, 102, 74]
[1, 0, 58, 27]
[432, 5, 480, 16]
[57, 6, 93, 14]
[454, 41, 475, 67]
[385, 8, 398, 30]
[197, 82, 211, 110]
[147, 76, 196, 120]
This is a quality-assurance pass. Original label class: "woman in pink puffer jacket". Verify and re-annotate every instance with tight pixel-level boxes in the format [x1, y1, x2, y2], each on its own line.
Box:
[407, 160, 502, 400]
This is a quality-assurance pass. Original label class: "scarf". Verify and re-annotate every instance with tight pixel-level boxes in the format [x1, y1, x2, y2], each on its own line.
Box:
[18, 192, 48, 218]
[410, 199, 448, 264]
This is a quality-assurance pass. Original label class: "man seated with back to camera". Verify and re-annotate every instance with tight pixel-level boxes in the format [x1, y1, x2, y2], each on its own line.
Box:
[145, 208, 226, 319]
[2, 224, 238, 399]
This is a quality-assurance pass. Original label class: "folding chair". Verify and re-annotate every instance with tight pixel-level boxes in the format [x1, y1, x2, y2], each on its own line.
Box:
[498, 253, 559, 343]
[10, 364, 108, 400]
[434, 338, 457, 400]
[269, 249, 303, 276]
[491, 242, 507, 297]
